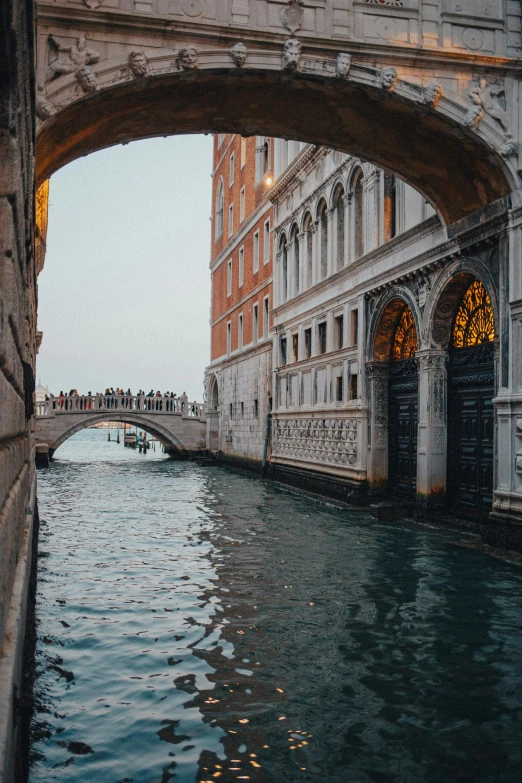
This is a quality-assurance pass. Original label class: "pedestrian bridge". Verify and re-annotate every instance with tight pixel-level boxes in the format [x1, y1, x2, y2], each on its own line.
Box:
[34, 395, 207, 458]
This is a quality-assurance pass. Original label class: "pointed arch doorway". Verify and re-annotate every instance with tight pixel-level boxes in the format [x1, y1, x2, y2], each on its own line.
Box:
[447, 280, 495, 514]
[388, 306, 419, 498]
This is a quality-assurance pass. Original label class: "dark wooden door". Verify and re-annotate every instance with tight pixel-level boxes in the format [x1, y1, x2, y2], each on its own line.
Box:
[448, 346, 494, 515]
[389, 372, 418, 499]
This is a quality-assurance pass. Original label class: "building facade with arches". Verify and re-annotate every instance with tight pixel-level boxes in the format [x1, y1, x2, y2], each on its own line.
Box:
[209, 136, 513, 541]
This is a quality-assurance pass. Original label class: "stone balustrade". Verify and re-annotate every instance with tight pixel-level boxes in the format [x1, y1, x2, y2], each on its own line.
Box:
[35, 395, 205, 420]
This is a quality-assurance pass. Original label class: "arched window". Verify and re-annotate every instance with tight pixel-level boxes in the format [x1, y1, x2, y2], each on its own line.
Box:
[333, 186, 345, 270]
[384, 172, 397, 241]
[318, 200, 328, 280]
[452, 280, 495, 348]
[353, 170, 364, 259]
[215, 178, 224, 239]
[392, 306, 418, 360]
[209, 377, 219, 410]
[280, 234, 288, 302]
[291, 224, 300, 295]
[304, 212, 313, 289]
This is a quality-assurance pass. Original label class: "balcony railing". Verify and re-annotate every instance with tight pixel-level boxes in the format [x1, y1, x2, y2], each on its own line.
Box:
[35, 395, 205, 420]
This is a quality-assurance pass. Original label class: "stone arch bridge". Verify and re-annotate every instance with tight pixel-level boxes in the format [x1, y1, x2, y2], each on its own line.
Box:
[34, 395, 207, 459]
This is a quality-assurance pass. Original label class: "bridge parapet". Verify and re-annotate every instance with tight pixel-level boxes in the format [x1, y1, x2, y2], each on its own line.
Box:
[36, 394, 205, 420]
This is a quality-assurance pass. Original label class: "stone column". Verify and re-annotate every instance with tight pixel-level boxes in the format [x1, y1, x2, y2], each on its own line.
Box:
[366, 361, 389, 490]
[275, 250, 281, 307]
[326, 207, 334, 277]
[416, 349, 448, 508]
[363, 169, 380, 255]
[311, 220, 319, 286]
[298, 231, 305, 296]
[343, 194, 350, 268]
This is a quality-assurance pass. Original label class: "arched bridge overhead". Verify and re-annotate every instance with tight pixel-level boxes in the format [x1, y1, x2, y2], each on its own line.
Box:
[35, 1, 522, 225]
[35, 397, 207, 455]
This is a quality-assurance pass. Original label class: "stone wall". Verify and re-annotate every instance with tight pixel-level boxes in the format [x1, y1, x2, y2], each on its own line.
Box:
[0, 0, 37, 779]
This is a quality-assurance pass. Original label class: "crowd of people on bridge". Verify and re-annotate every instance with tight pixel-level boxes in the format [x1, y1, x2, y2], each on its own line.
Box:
[41, 388, 202, 416]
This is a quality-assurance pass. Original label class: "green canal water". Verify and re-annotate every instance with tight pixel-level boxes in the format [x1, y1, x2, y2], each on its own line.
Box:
[30, 428, 522, 783]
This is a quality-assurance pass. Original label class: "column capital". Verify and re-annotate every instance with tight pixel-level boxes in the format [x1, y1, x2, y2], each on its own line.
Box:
[365, 360, 390, 380]
[415, 348, 448, 372]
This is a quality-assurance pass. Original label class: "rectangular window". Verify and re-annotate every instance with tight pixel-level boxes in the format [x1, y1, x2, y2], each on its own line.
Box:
[227, 321, 231, 356]
[253, 303, 259, 344]
[241, 137, 247, 168]
[280, 336, 287, 366]
[254, 398, 259, 418]
[263, 218, 270, 264]
[351, 310, 359, 346]
[228, 203, 234, 237]
[253, 230, 260, 273]
[238, 246, 244, 288]
[263, 296, 269, 338]
[227, 258, 232, 296]
[304, 327, 312, 359]
[241, 401, 244, 417]
[350, 373, 358, 400]
[229, 402, 233, 418]
[238, 313, 243, 350]
[229, 152, 234, 186]
[240, 187, 245, 223]
[318, 322, 327, 355]
[336, 375, 343, 402]
[292, 333, 299, 362]
[335, 314, 344, 350]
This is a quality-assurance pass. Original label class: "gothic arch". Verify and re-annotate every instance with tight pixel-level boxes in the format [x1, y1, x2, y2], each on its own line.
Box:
[368, 288, 421, 363]
[424, 259, 499, 351]
[208, 373, 219, 411]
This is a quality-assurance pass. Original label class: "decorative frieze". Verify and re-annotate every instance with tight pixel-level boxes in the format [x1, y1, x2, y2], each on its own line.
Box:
[272, 417, 358, 466]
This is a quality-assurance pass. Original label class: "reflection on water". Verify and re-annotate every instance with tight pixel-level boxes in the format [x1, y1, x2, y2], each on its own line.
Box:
[30, 429, 522, 783]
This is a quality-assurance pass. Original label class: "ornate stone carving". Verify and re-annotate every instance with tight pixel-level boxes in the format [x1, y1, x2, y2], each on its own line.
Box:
[76, 64, 97, 93]
[335, 53, 351, 79]
[415, 272, 431, 308]
[272, 417, 358, 466]
[84, 0, 104, 8]
[463, 97, 483, 129]
[36, 89, 56, 120]
[281, 0, 304, 35]
[230, 42, 247, 67]
[282, 38, 302, 71]
[469, 80, 510, 134]
[40, 34, 100, 90]
[380, 67, 397, 91]
[179, 47, 198, 70]
[499, 140, 518, 158]
[181, 0, 206, 16]
[364, 0, 403, 5]
[423, 83, 443, 108]
[129, 51, 149, 78]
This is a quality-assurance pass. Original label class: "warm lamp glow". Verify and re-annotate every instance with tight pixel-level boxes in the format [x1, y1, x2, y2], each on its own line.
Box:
[265, 175, 273, 186]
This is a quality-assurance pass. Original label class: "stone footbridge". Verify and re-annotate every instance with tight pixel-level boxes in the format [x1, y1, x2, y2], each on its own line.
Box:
[35, 395, 207, 459]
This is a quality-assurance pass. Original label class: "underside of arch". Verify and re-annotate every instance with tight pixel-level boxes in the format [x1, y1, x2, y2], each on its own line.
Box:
[37, 69, 511, 225]
[49, 413, 187, 454]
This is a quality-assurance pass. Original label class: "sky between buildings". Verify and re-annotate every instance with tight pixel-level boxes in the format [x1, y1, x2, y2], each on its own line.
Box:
[37, 134, 214, 400]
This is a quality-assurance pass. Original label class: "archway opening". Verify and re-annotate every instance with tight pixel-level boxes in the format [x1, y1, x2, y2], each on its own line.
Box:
[446, 278, 496, 515]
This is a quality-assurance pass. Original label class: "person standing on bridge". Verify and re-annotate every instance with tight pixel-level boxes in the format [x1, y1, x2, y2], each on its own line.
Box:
[181, 391, 188, 414]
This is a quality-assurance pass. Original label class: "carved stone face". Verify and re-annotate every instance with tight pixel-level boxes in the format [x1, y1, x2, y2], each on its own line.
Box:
[424, 82, 442, 107]
[230, 42, 247, 67]
[36, 93, 55, 120]
[129, 51, 148, 77]
[76, 65, 97, 93]
[282, 38, 302, 71]
[335, 53, 351, 79]
[381, 66, 397, 90]
[179, 47, 198, 70]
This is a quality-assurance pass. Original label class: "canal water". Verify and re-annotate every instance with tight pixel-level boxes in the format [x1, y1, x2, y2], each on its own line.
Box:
[30, 429, 522, 783]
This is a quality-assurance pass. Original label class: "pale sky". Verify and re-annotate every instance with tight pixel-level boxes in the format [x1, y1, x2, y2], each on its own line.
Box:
[36, 134, 214, 400]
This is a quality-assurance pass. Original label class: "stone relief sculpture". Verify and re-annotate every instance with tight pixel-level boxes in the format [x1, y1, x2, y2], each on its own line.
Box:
[380, 66, 397, 91]
[129, 51, 149, 78]
[36, 89, 56, 120]
[84, 0, 104, 8]
[178, 47, 198, 70]
[415, 272, 431, 308]
[282, 38, 302, 71]
[76, 64, 98, 93]
[423, 83, 443, 107]
[463, 88, 484, 129]
[469, 79, 510, 134]
[40, 33, 100, 90]
[335, 53, 351, 79]
[281, 0, 304, 35]
[499, 140, 518, 158]
[230, 42, 247, 67]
